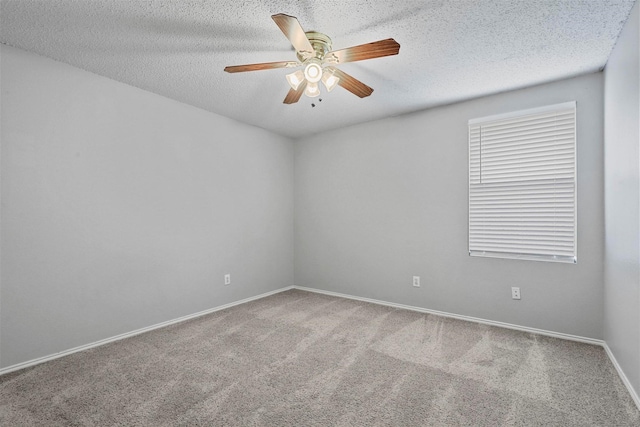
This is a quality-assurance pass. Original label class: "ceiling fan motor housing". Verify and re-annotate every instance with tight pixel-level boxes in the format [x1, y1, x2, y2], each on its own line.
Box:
[297, 31, 332, 62]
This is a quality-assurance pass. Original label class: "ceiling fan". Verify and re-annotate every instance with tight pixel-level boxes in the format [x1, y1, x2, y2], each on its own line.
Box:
[224, 14, 400, 104]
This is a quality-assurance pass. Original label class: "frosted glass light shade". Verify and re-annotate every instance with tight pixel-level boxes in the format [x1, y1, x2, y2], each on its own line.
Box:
[304, 81, 320, 98]
[321, 68, 339, 92]
[286, 70, 305, 90]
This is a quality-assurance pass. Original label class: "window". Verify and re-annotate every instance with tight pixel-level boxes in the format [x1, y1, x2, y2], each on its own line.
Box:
[468, 101, 576, 263]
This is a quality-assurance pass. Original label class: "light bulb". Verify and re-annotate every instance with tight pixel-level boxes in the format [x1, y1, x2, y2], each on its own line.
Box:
[321, 68, 340, 92]
[286, 70, 305, 91]
[304, 81, 320, 98]
[304, 60, 323, 83]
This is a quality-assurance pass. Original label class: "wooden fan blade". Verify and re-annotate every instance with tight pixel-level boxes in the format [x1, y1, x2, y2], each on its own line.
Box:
[224, 61, 300, 73]
[332, 69, 374, 98]
[283, 81, 307, 104]
[325, 38, 400, 64]
[271, 14, 315, 59]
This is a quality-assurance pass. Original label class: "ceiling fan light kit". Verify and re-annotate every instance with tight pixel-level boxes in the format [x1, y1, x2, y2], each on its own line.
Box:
[303, 60, 322, 83]
[224, 14, 400, 104]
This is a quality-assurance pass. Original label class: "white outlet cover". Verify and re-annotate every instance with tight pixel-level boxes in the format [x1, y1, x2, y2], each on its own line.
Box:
[413, 276, 420, 287]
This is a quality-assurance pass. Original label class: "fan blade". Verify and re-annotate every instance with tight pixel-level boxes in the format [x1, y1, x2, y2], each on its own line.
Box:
[332, 69, 374, 98]
[283, 81, 307, 104]
[224, 61, 300, 73]
[325, 38, 400, 64]
[271, 14, 315, 59]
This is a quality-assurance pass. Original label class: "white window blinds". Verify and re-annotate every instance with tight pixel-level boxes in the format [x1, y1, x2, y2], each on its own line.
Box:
[468, 101, 576, 263]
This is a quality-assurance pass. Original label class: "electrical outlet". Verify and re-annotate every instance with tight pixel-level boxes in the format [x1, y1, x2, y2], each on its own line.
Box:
[224, 274, 231, 285]
[511, 287, 521, 300]
[413, 276, 420, 287]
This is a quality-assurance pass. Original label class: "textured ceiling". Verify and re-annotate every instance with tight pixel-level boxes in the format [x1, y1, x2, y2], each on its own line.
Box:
[0, 0, 636, 138]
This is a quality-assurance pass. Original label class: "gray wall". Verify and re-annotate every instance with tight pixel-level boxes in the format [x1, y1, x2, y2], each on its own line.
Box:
[604, 0, 640, 398]
[295, 73, 604, 339]
[0, 45, 294, 368]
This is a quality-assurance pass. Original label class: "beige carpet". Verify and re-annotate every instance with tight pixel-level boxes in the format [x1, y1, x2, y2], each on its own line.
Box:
[1, 289, 639, 426]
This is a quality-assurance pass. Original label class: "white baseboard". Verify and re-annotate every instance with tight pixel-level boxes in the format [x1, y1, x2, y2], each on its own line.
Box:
[294, 285, 640, 411]
[293, 286, 603, 345]
[0, 286, 294, 376]
[603, 343, 640, 411]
